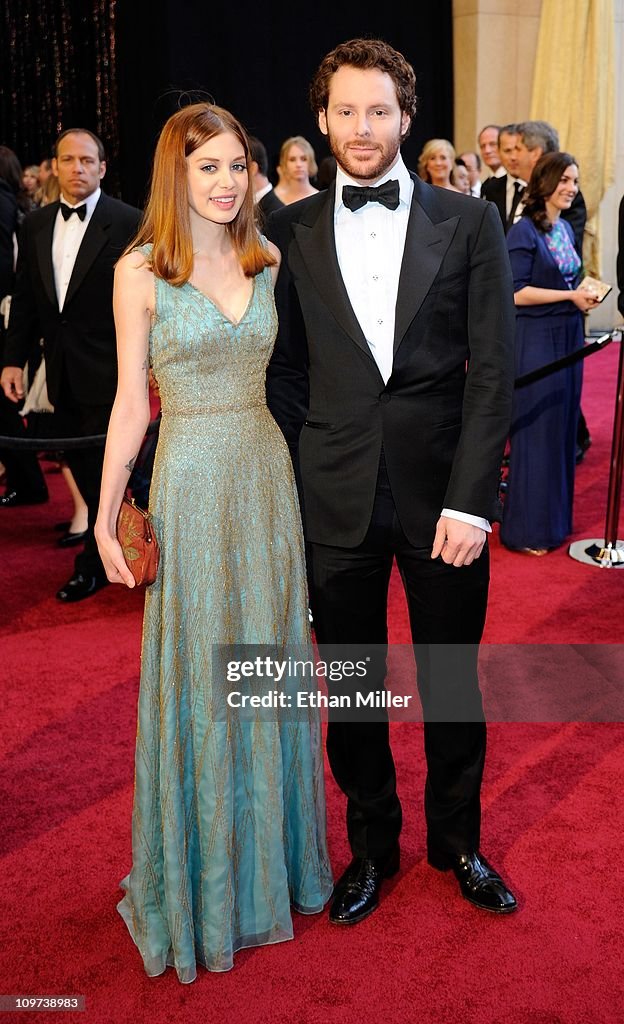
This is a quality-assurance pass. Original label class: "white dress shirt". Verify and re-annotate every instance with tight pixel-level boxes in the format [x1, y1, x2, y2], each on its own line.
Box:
[254, 182, 274, 203]
[334, 156, 411, 385]
[506, 176, 526, 224]
[52, 187, 101, 311]
[333, 158, 490, 533]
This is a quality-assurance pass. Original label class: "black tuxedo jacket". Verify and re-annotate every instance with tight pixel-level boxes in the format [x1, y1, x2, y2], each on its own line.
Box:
[481, 174, 509, 229]
[482, 173, 587, 253]
[4, 193, 141, 407]
[258, 189, 284, 219]
[266, 174, 515, 548]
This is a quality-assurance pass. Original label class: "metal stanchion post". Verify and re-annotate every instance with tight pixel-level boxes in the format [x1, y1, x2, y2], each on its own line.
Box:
[569, 330, 624, 567]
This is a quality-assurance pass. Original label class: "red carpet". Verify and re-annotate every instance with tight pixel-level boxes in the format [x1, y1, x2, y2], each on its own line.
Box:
[1, 343, 623, 1023]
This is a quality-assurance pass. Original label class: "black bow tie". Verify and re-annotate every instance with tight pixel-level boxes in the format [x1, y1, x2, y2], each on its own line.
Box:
[342, 179, 400, 212]
[60, 203, 87, 221]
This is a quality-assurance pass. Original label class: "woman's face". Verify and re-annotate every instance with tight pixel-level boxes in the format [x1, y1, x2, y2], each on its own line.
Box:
[547, 164, 579, 212]
[426, 148, 452, 184]
[186, 131, 248, 226]
[22, 168, 39, 194]
[282, 144, 311, 184]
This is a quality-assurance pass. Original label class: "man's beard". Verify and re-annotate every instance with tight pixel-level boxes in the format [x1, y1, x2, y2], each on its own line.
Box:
[327, 129, 403, 182]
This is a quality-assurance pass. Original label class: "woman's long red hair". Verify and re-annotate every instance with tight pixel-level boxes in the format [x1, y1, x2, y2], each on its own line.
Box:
[129, 103, 275, 283]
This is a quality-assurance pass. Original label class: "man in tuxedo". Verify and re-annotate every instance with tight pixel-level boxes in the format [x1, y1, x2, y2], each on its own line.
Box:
[485, 121, 587, 254]
[267, 38, 517, 924]
[477, 123, 504, 178]
[481, 124, 526, 232]
[248, 136, 284, 220]
[1, 129, 141, 601]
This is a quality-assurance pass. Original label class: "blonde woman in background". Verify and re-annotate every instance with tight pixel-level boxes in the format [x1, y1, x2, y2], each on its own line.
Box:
[22, 164, 40, 208]
[273, 135, 318, 204]
[36, 165, 59, 207]
[418, 138, 460, 191]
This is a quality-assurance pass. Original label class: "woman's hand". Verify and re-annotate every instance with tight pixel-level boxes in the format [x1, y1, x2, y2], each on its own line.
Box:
[94, 524, 136, 588]
[571, 287, 601, 312]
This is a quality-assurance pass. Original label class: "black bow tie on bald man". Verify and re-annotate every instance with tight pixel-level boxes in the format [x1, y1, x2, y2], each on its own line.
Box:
[60, 203, 87, 221]
[342, 179, 400, 212]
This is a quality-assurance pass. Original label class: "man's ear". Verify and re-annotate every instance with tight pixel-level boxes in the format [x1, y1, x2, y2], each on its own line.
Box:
[400, 112, 411, 139]
[99, 160, 107, 182]
[318, 110, 328, 137]
[249, 160, 259, 177]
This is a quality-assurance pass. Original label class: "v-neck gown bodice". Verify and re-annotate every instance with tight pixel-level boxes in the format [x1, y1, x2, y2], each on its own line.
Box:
[117, 251, 332, 982]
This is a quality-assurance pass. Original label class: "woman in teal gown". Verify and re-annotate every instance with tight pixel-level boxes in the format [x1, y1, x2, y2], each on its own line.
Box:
[95, 103, 332, 983]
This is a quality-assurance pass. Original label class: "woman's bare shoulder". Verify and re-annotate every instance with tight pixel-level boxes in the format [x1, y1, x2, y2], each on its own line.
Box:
[116, 247, 153, 275]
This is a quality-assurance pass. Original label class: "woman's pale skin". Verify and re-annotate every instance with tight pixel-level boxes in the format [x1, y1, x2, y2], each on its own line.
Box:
[452, 165, 471, 195]
[514, 165, 599, 313]
[425, 148, 459, 191]
[22, 167, 39, 195]
[273, 143, 318, 204]
[94, 130, 281, 587]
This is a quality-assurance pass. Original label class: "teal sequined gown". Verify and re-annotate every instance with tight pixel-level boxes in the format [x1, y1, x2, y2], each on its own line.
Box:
[118, 250, 333, 983]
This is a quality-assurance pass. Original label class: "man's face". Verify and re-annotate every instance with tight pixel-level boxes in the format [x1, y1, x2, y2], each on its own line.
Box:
[498, 132, 522, 178]
[318, 66, 410, 184]
[514, 139, 542, 184]
[478, 127, 501, 171]
[53, 132, 106, 204]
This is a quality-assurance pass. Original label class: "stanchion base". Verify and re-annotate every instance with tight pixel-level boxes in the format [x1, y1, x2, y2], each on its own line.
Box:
[568, 539, 624, 567]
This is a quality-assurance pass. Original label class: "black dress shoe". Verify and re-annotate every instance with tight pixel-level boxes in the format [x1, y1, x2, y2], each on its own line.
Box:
[0, 488, 48, 507]
[329, 844, 400, 925]
[57, 529, 88, 548]
[56, 573, 109, 602]
[428, 849, 517, 914]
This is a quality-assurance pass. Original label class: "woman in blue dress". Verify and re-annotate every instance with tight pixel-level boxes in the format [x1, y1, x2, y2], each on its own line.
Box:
[501, 152, 601, 555]
[95, 103, 332, 982]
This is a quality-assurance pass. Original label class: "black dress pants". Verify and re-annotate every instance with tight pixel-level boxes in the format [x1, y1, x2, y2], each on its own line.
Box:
[309, 453, 489, 860]
[53, 388, 112, 580]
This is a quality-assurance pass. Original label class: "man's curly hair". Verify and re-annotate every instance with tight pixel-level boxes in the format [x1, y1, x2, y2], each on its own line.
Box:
[309, 38, 418, 140]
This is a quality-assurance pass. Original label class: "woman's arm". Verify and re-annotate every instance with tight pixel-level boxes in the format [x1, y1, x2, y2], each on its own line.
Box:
[267, 239, 281, 286]
[94, 251, 154, 587]
[514, 284, 600, 312]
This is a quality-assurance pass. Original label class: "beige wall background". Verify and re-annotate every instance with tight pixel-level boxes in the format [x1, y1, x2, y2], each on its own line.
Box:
[453, 0, 623, 329]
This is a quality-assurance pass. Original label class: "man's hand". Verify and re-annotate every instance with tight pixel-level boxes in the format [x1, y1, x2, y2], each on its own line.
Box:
[431, 516, 486, 566]
[1, 366, 25, 403]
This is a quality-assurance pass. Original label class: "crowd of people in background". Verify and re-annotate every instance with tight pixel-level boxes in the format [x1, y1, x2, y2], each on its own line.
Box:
[2, 34, 621, 985]
[0, 114, 603, 579]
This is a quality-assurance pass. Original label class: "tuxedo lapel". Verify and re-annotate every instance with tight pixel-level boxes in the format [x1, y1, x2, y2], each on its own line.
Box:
[393, 177, 459, 354]
[292, 191, 375, 365]
[63, 194, 111, 308]
[34, 204, 58, 309]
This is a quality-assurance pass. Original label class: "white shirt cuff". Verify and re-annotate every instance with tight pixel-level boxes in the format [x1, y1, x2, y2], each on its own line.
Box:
[441, 508, 491, 533]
